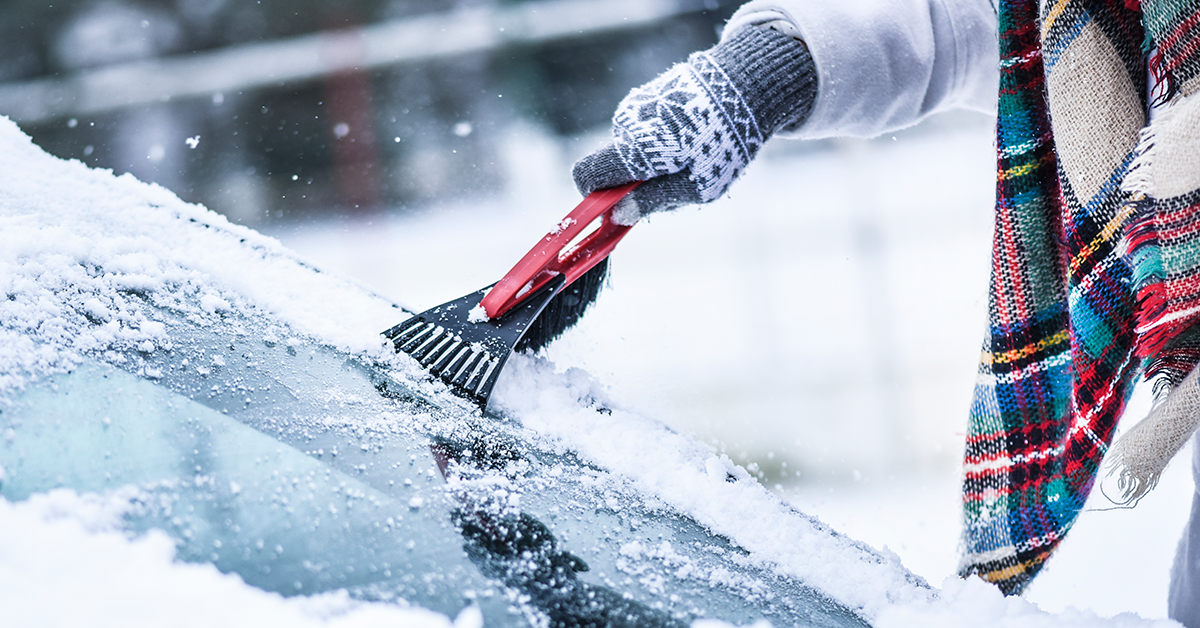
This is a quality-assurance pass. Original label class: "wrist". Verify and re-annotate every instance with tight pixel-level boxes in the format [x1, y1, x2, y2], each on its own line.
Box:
[707, 24, 817, 136]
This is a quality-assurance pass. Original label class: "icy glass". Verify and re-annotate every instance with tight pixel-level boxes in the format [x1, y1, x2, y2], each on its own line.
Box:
[0, 311, 867, 628]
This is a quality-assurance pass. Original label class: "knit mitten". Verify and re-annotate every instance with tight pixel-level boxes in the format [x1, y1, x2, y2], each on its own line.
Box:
[572, 23, 817, 222]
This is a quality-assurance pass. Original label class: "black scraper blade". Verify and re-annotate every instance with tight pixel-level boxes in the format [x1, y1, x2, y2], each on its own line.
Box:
[382, 274, 566, 410]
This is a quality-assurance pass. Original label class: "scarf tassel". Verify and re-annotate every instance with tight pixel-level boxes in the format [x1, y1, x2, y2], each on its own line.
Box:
[1105, 359, 1200, 506]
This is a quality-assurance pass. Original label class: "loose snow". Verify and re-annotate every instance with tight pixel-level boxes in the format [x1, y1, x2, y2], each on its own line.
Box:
[468, 303, 490, 324]
[0, 489, 474, 628]
[0, 115, 402, 399]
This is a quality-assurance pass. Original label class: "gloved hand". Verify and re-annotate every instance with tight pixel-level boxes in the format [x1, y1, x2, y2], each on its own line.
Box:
[573, 22, 817, 223]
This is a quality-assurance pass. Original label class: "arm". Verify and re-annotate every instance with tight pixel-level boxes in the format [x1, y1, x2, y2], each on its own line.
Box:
[573, 0, 999, 218]
[731, 0, 999, 139]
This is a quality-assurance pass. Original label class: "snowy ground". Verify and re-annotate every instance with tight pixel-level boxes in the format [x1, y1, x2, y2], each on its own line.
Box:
[269, 112, 1196, 623]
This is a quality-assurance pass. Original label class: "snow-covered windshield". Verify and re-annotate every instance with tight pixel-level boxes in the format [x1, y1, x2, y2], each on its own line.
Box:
[0, 115, 926, 626]
[2, 326, 868, 627]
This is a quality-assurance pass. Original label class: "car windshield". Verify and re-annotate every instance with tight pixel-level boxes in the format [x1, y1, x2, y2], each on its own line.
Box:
[0, 111, 933, 626]
[1, 308, 864, 627]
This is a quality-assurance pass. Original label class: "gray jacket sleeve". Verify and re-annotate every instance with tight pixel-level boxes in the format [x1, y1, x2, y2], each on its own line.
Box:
[725, 0, 999, 139]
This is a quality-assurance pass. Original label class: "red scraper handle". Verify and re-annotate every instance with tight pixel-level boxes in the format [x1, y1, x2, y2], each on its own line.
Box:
[480, 181, 641, 319]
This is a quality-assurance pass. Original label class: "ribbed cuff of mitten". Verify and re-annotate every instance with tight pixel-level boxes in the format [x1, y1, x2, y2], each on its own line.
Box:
[709, 24, 818, 137]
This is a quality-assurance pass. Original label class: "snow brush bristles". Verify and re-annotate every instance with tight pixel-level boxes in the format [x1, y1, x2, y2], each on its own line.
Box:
[516, 257, 608, 354]
[383, 183, 640, 410]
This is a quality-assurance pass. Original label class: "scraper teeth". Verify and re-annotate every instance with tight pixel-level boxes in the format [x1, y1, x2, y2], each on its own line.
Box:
[391, 321, 437, 354]
[443, 346, 480, 385]
[463, 354, 498, 394]
[426, 339, 461, 372]
[383, 317, 425, 345]
[474, 358, 500, 394]
[417, 332, 457, 365]
[383, 274, 568, 409]
[455, 351, 489, 391]
[406, 325, 446, 358]
[389, 324, 503, 401]
[387, 316, 481, 397]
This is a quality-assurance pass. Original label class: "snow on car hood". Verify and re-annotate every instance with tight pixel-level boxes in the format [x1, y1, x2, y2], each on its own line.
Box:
[0, 118, 404, 398]
[0, 116, 1166, 628]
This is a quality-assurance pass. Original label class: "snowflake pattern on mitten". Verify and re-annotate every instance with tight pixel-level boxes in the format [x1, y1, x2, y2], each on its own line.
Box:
[612, 51, 764, 203]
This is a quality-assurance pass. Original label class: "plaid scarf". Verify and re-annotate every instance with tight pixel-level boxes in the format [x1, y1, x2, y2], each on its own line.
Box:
[959, 0, 1200, 595]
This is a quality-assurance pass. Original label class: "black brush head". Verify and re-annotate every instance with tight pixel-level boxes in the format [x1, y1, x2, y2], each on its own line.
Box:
[515, 256, 609, 354]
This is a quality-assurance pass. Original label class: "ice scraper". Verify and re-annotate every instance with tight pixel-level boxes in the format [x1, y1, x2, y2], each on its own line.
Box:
[383, 182, 640, 410]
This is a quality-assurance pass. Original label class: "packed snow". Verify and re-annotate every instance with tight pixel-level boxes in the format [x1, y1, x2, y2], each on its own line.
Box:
[0, 104, 1191, 628]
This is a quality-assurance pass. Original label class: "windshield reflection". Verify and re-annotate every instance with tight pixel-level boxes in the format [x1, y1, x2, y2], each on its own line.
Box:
[433, 439, 686, 628]
[1, 309, 869, 628]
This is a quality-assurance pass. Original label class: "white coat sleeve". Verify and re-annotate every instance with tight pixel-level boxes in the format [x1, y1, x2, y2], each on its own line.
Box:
[725, 0, 999, 139]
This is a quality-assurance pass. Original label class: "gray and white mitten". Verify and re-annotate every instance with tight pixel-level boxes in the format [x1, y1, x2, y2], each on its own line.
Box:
[573, 23, 817, 222]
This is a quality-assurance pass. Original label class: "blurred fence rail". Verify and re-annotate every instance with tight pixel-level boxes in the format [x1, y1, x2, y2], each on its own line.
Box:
[1, 0, 735, 222]
[0, 0, 702, 125]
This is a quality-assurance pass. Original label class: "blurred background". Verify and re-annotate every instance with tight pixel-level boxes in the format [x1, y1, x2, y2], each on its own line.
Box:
[1, 0, 1191, 618]
[0, 0, 738, 222]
